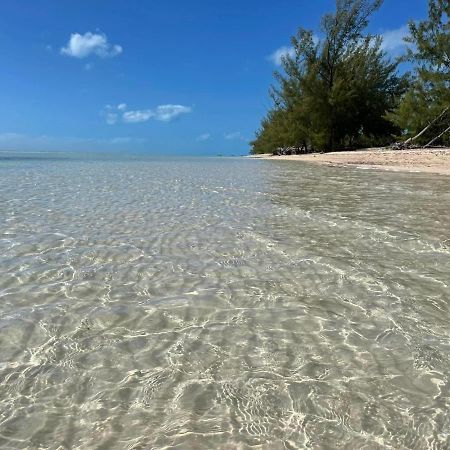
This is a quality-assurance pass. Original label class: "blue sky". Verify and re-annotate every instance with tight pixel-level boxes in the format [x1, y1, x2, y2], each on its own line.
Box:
[0, 0, 428, 155]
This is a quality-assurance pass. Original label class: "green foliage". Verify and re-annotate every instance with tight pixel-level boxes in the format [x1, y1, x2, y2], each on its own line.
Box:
[251, 0, 407, 154]
[389, 0, 450, 144]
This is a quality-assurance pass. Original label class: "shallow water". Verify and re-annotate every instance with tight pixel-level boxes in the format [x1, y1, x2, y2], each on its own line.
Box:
[1, 153, 449, 449]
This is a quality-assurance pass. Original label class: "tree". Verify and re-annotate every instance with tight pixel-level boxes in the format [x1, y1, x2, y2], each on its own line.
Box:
[318, 0, 384, 149]
[389, 0, 450, 145]
[251, 0, 407, 154]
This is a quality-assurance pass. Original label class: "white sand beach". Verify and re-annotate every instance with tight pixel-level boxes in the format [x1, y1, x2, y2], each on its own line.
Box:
[249, 148, 450, 175]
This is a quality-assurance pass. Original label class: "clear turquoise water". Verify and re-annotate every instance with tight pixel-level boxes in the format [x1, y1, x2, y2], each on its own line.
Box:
[1, 153, 449, 449]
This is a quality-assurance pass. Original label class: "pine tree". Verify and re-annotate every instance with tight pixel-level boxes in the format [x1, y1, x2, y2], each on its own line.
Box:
[251, 0, 406, 154]
[389, 0, 450, 145]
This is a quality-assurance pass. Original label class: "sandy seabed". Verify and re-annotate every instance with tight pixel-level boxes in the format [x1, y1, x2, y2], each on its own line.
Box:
[248, 148, 450, 175]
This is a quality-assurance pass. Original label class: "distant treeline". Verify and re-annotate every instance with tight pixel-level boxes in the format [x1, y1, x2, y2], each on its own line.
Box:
[251, 0, 450, 154]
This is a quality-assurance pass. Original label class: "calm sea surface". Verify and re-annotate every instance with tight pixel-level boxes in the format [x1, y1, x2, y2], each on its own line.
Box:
[1, 153, 449, 449]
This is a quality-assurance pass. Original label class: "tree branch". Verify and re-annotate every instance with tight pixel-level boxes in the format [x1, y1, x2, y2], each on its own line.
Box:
[404, 106, 448, 145]
[424, 123, 450, 147]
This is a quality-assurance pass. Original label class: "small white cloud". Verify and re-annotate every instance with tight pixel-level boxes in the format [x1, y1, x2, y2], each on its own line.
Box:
[61, 32, 122, 59]
[122, 109, 154, 123]
[0, 132, 148, 151]
[380, 25, 409, 53]
[224, 131, 247, 141]
[104, 103, 192, 124]
[106, 112, 118, 125]
[109, 137, 132, 144]
[0, 132, 25, 141]
[196, 133, 211, 142]
[109, 137, 147, 144]
[268, 35, 320, 66]
[153, 104, 192, 122]
[269, 46, 295, 66]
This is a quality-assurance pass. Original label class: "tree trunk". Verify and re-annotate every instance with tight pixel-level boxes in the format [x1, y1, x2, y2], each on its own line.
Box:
[404, 107, 449, 145]
[424, 124, 450, 148]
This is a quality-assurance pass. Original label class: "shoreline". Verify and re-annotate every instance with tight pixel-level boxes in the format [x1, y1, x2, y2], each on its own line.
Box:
[247, 148, 450, 175]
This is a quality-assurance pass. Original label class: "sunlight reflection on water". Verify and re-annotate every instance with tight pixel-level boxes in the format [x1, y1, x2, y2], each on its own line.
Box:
[0, 155, 449, 449]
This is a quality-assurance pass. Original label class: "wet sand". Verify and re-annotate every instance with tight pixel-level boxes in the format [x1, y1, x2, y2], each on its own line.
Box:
[249, 148, 450, 175]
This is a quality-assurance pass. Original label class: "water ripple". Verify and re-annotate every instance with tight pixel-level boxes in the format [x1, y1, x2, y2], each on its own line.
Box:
[0, 156, 449, 449]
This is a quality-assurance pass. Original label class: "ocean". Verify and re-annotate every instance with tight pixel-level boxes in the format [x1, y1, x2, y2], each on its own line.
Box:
[1, 152, 449, 449]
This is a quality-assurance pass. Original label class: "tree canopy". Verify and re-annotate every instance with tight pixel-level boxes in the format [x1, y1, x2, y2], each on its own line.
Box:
[251, 0, 449, 154]
[389, 0, 450, 146]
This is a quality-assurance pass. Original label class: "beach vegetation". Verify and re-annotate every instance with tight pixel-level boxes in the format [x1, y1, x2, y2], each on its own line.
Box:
[388, 0, 450, 146]
[251, 0, 449, 154]
[252, 0, 407, 154]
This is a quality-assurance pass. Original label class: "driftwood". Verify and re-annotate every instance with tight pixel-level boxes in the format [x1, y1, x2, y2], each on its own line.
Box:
[392, 107, 449, 150]
[424, 124, 450, 148]
[405, 107, 448, 145]
[275, 145, 309, 155]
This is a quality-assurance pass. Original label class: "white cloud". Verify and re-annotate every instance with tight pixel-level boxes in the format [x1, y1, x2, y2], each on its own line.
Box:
[105, 103, 192, 124]
[224, 131, 247, 141]
[380, 25, 409, 53]
[109, 137, 147, 144]
[196, 133, 211, 142]
[269, 46, 296, 66]
[268, 36, 320, 65]
[61, 32, 122, 58]
[0, 133, 147, 151]
[153, 104, 192, 122]
[0, 132, 25, 141]
[122, 109, 154, 123]
[106, 112, 118, 125]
